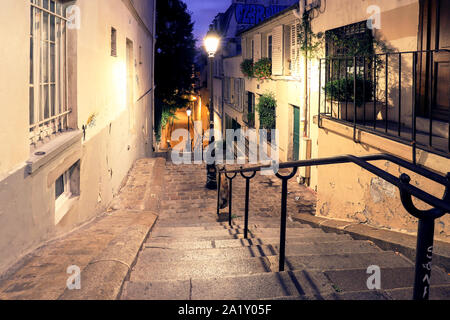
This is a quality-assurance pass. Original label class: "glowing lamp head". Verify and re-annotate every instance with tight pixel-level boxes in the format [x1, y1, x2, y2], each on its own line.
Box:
[186, 107, 192, 117]
[204, 31, 220, 57]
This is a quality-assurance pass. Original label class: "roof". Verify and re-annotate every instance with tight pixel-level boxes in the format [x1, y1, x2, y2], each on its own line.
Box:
[237, 3, 299, 36]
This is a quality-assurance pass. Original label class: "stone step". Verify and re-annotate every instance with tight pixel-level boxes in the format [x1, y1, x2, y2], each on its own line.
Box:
[146, 230, 327, 243]
[266, 251, 414, 272]
[150, 226, 313, 238]
[324, 267, 450, 293]
[130, 256, 271, 282]
[150, 226, 321, 240]
[152, 225, 309, 234]
[261, 290, 390, 300]
[384, 285, 450, 300]
[140, 245, 278, 262]
[140, 241, 381, 263]
[144, 234, 354, 250]
[155, 218, 305, 229]
[121, 270, 336, 300]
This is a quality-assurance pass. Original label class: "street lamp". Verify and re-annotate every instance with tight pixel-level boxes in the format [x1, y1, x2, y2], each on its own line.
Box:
[186, 107, 192, 152]
[204, 30, 220, 190]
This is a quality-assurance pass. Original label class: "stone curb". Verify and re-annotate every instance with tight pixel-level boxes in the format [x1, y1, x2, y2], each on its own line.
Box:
[292, 213, 450, 273]
[59, 211, 158, 300]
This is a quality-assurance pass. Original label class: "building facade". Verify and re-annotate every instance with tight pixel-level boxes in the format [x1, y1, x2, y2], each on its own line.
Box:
[0, 0, 156, 274]
[207, 0, 298, 141]
[221, 0, 450, 240]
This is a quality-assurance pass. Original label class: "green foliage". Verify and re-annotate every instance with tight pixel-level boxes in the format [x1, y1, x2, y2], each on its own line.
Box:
[240, 59, 254, 78]
[155, 98, 183, 142]
[324, 76, 374, 106]
[253, 58, 272, 81]
[296, 12, 324, 58]
[256, 92, 277, 129]
[154, 0, 196, 140]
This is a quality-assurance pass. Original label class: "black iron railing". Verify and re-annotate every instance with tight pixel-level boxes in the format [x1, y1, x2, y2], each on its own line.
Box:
[217, 154, 450, 300]
[318, 50, 450, 161]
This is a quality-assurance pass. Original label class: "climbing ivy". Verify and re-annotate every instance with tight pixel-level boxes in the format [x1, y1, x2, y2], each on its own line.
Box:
[256, 92, 277, 130]
[253, 58, 272, 81]
[240, 59, 254, 78]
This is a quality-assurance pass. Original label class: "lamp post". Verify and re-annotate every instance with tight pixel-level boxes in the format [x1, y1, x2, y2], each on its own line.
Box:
[204, 30, 220, 190]
[186, 106, 192, 152]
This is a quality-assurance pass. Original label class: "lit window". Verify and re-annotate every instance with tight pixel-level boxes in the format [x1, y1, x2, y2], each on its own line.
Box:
[55, 162, 80, 225]
[29, 0, 69, 145]
[268, 35, 273, 60]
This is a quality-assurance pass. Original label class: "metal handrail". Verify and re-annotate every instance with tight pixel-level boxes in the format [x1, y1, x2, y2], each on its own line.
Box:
[217, 153, 450, 300]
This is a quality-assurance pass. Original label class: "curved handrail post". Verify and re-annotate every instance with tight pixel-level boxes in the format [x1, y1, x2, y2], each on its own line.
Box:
[275, 167, 298, 272]
[216, 167, 222, 217]
[399, 173, 450, 300]
[241, 169, 257, 239]
[225, 172, 237, 227]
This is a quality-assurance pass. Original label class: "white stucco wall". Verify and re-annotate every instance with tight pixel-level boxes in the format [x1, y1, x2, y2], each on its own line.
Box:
[0, 0, 155, 275]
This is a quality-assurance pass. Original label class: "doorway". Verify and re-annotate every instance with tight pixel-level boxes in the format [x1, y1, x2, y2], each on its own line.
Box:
[418, 0, 450, 122]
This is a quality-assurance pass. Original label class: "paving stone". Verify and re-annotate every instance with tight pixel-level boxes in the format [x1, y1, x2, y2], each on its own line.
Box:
[140, 245, 278, 262]
[266, 251, 414, 272]
[385, 285, 450, 300]
[191, 270, 335, 300]
[121, 280, 191, 300]
[324, 266, 450, 292]
[130, 257, 271, 282]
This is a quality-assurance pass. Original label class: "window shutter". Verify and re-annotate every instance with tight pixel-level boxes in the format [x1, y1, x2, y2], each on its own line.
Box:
[240, 79, 245, 113]
[231, 78, 235, 104]
[254, 33, 262, 61]
[272, 26, 284, 75]
[244, 91, 249, 120]
[290, 22, 301, 76]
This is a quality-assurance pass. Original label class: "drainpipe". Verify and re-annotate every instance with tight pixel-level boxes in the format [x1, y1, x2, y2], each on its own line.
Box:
[293, 0, 309, 138]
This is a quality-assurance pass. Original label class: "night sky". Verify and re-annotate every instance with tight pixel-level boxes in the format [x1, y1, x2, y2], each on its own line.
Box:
[184, 0, 231, 46]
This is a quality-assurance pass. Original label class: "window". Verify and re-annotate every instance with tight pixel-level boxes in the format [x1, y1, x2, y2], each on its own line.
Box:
[111, 27, 117, 57]
[55, 161, 80, 225]
[268, 35, 273, 60]
[29, 0, 69, 145]
[325, 21, 374, 57]
[233, 79, 245, 112]
[251, 39, 254, 61]
[245, 91, 256, 128]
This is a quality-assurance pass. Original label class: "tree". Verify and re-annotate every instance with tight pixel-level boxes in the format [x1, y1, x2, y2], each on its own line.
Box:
[155, 0, 196, 142]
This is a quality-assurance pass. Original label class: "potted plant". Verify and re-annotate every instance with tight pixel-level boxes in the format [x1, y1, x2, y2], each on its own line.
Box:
[240, 59, 254, 78]
[253, 58, 272, 81]
[324, 76, 383, 121]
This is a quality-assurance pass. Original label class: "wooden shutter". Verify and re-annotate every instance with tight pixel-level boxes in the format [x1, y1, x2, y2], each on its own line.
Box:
[272, 25, 284, 75]
[290, 22, 301, 76]
[254, 33, 262, 61]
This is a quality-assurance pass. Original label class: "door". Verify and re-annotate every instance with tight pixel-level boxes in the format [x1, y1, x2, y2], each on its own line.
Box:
[418, 0, 450, 122]
[293, 106, 300, 161]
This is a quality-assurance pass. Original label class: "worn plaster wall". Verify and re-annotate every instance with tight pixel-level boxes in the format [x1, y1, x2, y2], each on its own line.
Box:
[0, 0, 154, 275]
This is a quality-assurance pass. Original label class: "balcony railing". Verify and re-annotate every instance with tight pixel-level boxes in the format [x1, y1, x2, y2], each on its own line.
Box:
[318, 50, 450, 161]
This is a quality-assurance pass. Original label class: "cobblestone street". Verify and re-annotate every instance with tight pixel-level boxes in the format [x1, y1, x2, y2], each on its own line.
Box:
[1, 157, 449, 300]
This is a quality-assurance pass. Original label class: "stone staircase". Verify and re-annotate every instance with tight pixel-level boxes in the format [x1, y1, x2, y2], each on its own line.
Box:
[119, 162, 450, 300]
